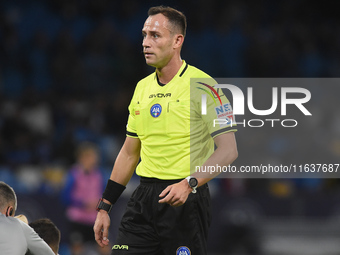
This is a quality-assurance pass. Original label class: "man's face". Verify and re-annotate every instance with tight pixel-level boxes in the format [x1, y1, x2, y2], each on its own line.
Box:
[142, 14, 176, 68]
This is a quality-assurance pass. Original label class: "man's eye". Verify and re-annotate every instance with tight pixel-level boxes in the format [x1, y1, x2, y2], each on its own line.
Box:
[153, 34, 159, 38]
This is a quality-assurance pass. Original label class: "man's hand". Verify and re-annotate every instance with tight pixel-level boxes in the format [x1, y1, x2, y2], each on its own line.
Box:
[15, 214, 28, 224]
[158, 179, 192, 207]
[93, 210, 110, 247]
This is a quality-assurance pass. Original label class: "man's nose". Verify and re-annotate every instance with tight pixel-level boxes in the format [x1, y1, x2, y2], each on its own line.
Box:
[142, 35, 150, 48]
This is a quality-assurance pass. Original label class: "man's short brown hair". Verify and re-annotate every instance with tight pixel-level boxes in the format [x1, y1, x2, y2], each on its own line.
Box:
[0, 181, 17, 212]
[148, 6, 187, 37]
[29, 218, 61, 254]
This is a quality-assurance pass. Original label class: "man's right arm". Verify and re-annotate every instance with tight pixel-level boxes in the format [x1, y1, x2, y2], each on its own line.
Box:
[94, 136, 141, 247]
[108, 136, 141, 186]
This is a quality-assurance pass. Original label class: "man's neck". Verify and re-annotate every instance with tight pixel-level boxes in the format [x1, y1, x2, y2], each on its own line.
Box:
[156, 56, 183, 85]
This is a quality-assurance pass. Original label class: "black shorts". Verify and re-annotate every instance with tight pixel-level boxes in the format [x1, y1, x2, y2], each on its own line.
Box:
[111, 177, 212, 255]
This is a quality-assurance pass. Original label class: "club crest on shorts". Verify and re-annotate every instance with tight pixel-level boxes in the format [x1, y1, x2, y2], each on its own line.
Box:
[150, 103, 162, 118]
[176, 246, 191, 255]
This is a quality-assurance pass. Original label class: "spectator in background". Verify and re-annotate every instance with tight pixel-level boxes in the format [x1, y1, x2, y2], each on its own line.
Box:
[27, 218, 61, 255]
[61, 142, 104, 247]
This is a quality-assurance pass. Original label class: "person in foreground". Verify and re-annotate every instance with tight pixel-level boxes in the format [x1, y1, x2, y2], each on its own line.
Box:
[94, 6, 238, 255]
[27, 218, 61, 255]
[0, 181, 55, 255]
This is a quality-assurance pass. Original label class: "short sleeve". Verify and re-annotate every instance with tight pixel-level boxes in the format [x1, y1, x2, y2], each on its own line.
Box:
[204, 88, 237, 138]
[126, 86, 139, 138]
[193, 78, 237, 138]
[126, 107, 138, 138]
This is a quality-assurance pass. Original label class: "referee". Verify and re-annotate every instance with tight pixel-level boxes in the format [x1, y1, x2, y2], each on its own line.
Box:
[94, 6, 238, 255]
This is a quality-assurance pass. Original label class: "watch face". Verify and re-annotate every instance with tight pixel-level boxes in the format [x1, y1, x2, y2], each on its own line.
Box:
[189, 178, 198, 187]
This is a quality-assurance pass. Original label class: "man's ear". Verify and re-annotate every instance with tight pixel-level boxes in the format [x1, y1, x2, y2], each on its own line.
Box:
[6, 206, 14, 217]
[173, 34, 184, 49]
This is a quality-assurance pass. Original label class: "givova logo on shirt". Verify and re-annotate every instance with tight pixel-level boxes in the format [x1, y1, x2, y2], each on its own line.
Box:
[176, 246, 191, 255]
[150, 104, 162, 118]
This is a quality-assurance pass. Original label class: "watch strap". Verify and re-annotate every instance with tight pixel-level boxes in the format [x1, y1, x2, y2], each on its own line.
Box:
[96, 198, 113, 214]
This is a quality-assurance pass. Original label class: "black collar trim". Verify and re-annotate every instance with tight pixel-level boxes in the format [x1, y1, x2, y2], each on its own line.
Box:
[156, 74, 166, 86]
[154, 63, 188, 86]
[179, 63, 188, 77]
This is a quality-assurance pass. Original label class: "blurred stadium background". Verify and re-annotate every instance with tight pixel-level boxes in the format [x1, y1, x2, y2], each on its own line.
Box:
[1, 0, 340, 254]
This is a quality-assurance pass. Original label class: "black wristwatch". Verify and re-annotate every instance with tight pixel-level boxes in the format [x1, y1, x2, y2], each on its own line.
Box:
[96, 198, 113, 214]
[185, 176, 198, 193]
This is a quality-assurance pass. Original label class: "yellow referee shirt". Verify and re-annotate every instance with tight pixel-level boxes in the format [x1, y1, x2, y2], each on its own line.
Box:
[126, 61, 237, 179]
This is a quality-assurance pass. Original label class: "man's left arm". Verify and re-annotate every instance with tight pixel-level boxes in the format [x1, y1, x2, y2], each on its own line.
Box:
[159, 132, 238, 206]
